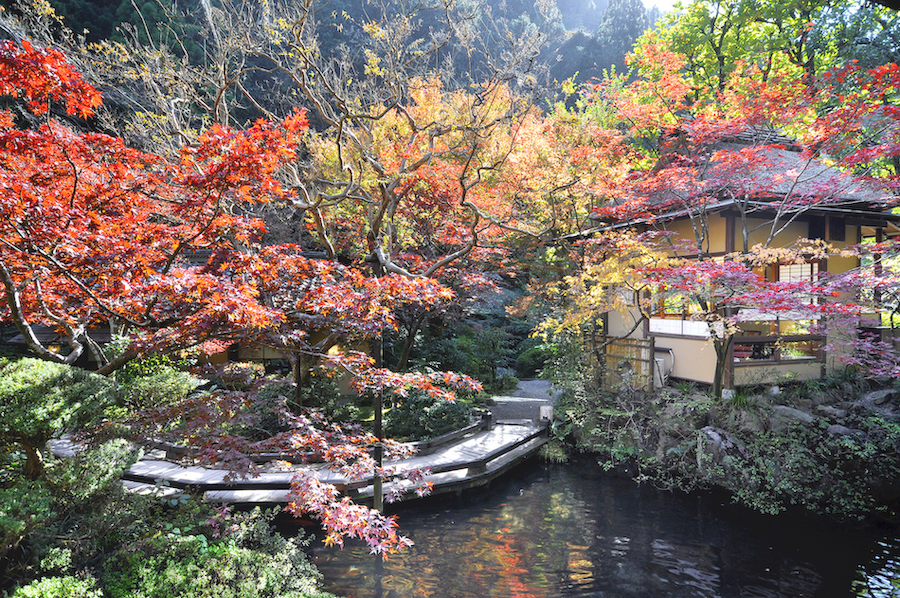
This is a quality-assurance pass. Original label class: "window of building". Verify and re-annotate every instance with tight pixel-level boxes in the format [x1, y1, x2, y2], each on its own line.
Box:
[779, 261, 818, 283]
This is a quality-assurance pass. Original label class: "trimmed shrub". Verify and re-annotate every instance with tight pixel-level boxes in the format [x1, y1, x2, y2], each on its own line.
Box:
[106, 508, 336, 598]
[118, 368, 203, 411]
[515, 344, 553, 379]
[384, 390, 473, 441]
[0, 358, 119, 478]
[11, 575, 102, 598]
[47, 439, 141, 503]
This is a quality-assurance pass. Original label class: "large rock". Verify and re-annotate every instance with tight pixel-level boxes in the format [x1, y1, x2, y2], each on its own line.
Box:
[660, 396, 710, 432]
[696, 426, 749, 483]
[768, 405, 816, 432]
[863, 389, 898, 406]
[653, 395, 712, 461]
[720, 406, 768, 436]
[807, 391, 832, 406]
[815, 405, 848, 419]
[850, 389, 900, 421]
[826, 424, 866, 438]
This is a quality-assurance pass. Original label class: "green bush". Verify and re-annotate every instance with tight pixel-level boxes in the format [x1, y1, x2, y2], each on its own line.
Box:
[225, 378, 293, 441]
[295, 374, 358, 423]
[731, 416, 900, 519]
[46, 439, 141, 503]
[0, 358, 120, 440]
[106, 508, 336, 598]
[384, 390, 473, 441]
[110, 351, 202, 415]
[206, 374, 355, 440]
[408, 320, 519, 394]
[3, 484, 337, 598]
[0, 357, 338, 597]
[514, 340, 553, 379]
[118, 369, 203, 411]
[0, 482, 54, 558]
[112, 348, 195, 384]
[11, 575, 102, 598]
[514, 346, 544, 378]
[0, 358, 120, 478]
[20, 472, 159, 583]
[204, 362, 266, 391]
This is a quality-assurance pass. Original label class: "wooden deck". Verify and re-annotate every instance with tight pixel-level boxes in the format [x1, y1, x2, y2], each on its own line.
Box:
[114, 419, 549, 505]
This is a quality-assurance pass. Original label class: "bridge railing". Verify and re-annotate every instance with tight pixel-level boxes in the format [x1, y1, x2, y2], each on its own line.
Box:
[341, 420, 549, 493]
[146, 410, 496, 463]
[410, 410, 493, 456]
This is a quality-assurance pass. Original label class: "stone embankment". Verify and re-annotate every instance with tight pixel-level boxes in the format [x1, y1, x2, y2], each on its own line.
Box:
[693, 386, 900, 511]
[565, 380, 900, 518]
[696, 387, 900, 459]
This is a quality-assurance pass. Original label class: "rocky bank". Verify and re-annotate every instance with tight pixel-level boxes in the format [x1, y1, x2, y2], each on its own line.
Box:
[556, 377, 900, 520]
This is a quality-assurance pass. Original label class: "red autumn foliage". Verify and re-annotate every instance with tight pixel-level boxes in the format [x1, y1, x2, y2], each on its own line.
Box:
[564, 35, 900, 398]
[0, 40, 480, 554]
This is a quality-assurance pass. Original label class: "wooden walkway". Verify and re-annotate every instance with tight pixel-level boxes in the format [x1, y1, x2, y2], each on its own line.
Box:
[109, 419, 549, 505]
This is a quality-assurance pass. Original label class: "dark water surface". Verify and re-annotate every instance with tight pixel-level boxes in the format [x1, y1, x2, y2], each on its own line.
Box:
[310, 458, 900, 597]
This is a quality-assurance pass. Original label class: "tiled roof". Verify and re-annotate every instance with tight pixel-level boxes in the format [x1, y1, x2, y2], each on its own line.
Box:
[707, 141, 892, 204]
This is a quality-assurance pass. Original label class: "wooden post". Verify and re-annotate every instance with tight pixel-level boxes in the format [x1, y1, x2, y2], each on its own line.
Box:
[482, 409, 494, 431]
[373, 337, 384, 513]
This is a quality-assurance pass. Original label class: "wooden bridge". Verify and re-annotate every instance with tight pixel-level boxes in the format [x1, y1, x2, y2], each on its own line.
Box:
[106, 416, 550, 505]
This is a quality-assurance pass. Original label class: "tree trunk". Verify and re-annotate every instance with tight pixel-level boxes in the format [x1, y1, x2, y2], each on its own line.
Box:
[712, 336, 733, 400]
[292, 353, 303, 410]
[397, 313, 426, 371]
[23, 443, 44, 480]
[372, 260, 385, 513]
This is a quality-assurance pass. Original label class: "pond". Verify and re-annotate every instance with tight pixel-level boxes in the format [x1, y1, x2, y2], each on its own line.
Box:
[310, 456, 900, 598]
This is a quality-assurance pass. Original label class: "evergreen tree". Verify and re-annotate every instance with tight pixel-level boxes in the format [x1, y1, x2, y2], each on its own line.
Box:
[593, 0, 649, 73]
[557, 0, 608, 32]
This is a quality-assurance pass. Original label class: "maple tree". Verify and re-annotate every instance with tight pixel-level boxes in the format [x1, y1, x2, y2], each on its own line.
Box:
[0, 38, 491, 553]
[642, 246, 871, 398]
[0, 42, 299, 369]
[114, 362, 475, 555]
[53, 0, 556, 274]
[33, 0, 571, 392]
[531, 28, 900, 398]
[596, 32, 899, 246]
[62, 0, 570, 530]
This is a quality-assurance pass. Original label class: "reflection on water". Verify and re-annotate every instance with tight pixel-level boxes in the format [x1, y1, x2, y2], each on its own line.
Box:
[311, 457, 900, 598]
[855, 540, 900, 598]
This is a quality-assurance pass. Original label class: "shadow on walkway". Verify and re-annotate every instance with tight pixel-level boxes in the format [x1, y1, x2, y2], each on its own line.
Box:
[488, 379, 559, 421]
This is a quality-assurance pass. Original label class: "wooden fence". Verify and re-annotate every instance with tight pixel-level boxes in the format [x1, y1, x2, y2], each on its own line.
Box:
[585, 335, 656, 393]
